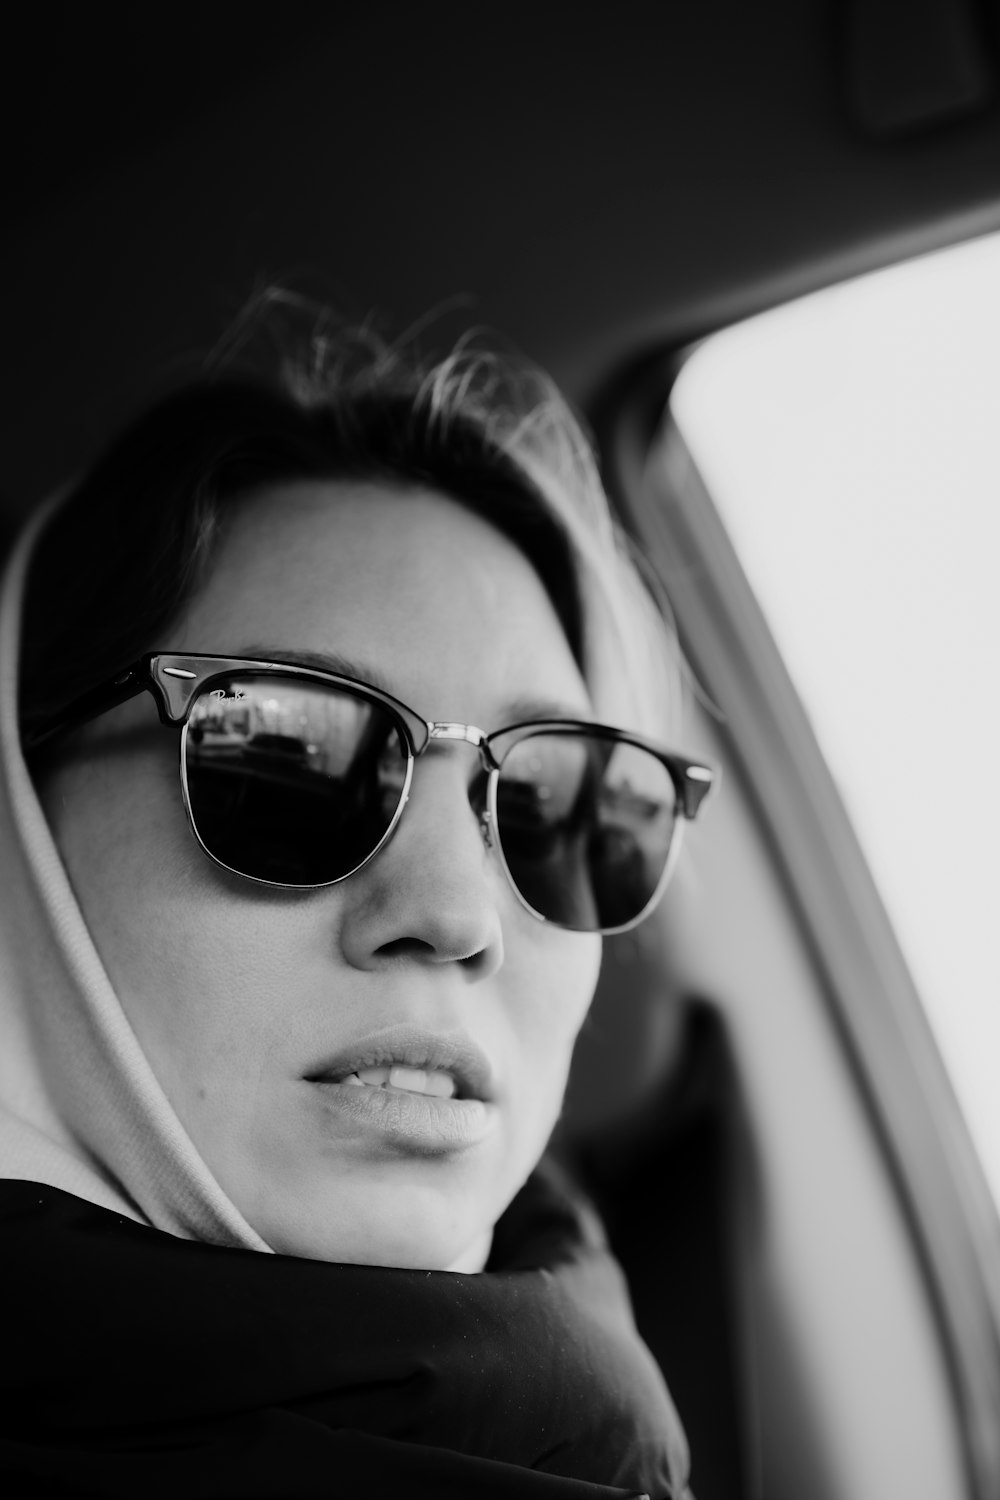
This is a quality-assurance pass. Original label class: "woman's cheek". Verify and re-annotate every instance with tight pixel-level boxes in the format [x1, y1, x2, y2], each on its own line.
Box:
[512, 930, 602, 1123]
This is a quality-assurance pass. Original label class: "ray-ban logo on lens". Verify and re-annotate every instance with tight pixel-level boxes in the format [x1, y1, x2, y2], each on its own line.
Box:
[210, 688, 247, 701]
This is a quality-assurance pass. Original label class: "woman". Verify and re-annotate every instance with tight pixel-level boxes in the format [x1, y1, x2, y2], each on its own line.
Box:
[0, 305, 712, 1497]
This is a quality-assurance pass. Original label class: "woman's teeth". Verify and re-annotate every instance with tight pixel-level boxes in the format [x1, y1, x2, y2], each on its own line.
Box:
[342, 1065, 457, 1099]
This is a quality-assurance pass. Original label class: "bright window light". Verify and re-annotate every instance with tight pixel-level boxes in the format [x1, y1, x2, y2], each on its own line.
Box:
[670, 233, 1000, 1200]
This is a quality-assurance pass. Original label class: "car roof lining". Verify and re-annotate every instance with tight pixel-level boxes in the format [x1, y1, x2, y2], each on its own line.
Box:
[6, 2, 1000, 510]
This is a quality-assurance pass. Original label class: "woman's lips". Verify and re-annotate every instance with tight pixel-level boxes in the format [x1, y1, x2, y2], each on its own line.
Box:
[304, 1024, 495, 1100]
[306, 1078, 495, 1153]
[302, 1025, 499, 1155]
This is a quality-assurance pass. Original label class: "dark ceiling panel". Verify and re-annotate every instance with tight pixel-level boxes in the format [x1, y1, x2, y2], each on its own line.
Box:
[845, 0, 993, 136]
[3, 2, 1000, 513]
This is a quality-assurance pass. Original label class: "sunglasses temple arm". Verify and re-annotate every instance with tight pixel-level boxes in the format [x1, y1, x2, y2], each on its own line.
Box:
[22, 659, 155, 753]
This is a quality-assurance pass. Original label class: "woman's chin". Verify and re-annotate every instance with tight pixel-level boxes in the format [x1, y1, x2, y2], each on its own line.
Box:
[248, 1186, 496, 1272]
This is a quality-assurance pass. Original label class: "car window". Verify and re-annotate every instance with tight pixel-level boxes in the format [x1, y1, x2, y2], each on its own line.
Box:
[669, 231, 1000, 1204]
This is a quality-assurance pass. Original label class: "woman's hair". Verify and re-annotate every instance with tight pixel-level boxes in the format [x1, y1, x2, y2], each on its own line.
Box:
[19, 296, 680, 743]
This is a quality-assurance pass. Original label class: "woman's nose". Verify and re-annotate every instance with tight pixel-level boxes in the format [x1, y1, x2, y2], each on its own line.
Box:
[336, 751, 505, 977]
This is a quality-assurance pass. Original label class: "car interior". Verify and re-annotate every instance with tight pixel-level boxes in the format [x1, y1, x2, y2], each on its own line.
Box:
[4, 5, 1000, 1497]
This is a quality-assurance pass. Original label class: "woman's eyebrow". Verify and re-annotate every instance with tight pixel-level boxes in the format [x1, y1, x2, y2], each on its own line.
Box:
[236, 645, 393, 694]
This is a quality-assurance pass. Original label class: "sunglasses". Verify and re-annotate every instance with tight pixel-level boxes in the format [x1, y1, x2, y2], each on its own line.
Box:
[26, 653, 715, 935]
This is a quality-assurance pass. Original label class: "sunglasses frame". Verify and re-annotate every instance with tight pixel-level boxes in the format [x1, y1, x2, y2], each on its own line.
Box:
[26, 652, 715, 935]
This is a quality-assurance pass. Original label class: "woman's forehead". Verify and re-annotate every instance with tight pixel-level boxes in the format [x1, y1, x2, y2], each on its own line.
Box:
[166, 478, 593, 722]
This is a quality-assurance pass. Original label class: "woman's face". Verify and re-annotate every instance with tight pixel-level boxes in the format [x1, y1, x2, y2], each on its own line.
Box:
[40, 481, 601, 1271]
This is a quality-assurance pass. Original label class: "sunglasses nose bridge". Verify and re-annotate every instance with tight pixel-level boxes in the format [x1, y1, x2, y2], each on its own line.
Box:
[425, 721, 501, 774]
[424, 722, 500, 847]
[427, 721, 487, 749]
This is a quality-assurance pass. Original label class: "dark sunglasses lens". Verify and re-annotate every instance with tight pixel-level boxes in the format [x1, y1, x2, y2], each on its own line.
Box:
[184, 675, 409, 885]
[496, 731, 677, 931]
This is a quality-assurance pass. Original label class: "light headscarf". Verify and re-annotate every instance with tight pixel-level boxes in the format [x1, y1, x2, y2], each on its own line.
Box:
[0, 505, 269, 1248]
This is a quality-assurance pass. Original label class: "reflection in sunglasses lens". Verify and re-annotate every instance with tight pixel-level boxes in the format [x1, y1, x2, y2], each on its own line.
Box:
[496, 732, 677, 930]
[184, 676, 408, 884]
